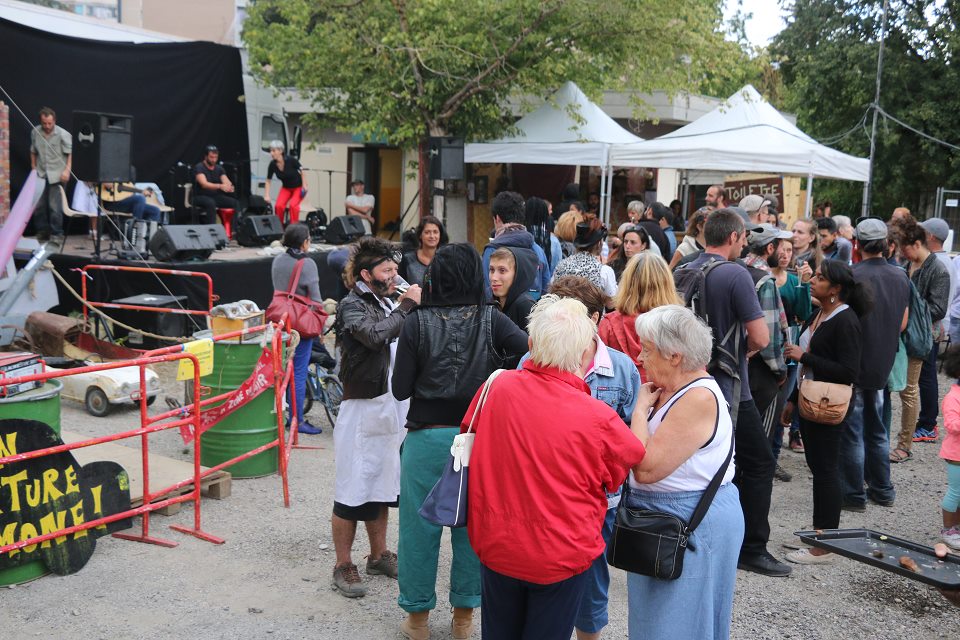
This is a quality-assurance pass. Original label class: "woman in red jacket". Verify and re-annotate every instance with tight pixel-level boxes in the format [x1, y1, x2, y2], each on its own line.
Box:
[599, 252, 682, 381]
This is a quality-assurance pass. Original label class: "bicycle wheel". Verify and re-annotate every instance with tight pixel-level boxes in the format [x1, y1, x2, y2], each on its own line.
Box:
[322, 376, 344, 426]
[302, 366, 319, 416]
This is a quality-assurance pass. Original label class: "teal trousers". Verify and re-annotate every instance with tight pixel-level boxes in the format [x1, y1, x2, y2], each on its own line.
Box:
[398, 427, 481, 612]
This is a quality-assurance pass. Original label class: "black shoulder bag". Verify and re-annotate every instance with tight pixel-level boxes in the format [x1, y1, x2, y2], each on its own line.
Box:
[606, 431, 735, 580]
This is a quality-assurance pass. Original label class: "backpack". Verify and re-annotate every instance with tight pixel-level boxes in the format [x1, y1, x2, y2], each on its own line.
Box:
[674, 258, 742, 425]
[904, 278, 933, 358]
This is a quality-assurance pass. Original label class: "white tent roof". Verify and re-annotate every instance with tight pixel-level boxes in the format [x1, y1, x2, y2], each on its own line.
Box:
[464, 81, 643, 166]
[609, 85, 869, 182]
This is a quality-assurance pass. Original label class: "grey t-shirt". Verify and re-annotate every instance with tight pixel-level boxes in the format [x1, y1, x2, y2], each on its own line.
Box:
[271, 252, 322, 302]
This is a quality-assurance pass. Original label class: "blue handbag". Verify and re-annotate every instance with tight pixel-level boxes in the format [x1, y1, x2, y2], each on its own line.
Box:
[418, 369, 503, 528]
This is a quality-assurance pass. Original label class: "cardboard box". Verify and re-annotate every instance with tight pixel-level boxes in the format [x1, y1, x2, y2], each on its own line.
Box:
[0, 352, 45, 397]
[208, 312, 265, 340]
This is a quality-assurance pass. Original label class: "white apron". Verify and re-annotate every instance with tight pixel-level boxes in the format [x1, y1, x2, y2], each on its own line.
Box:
[333, 317, 409, 507]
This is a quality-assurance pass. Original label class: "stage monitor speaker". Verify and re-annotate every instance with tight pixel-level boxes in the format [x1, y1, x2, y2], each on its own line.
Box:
[325, 215, 367, 245]
[428, 137, 464, 181]
[73, 111, 133, 182]
[236, 214, 283, 247]
[149, 225, 224, 262]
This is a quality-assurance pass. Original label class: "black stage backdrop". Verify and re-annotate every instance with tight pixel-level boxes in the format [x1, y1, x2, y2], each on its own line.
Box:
[0, 18, 249, 202]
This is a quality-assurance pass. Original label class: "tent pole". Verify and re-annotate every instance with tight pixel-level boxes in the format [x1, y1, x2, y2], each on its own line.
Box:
[598, 163, 607, 225]
[805, 172, 814, 219]
[680, 170, 689, 224]
[605, 159, 614, 225]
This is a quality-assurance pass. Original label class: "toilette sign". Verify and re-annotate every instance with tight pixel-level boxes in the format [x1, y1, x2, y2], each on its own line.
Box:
[0, 419, 131, 575]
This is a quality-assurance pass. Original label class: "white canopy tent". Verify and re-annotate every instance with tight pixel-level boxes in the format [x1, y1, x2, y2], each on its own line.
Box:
[465, 81, 643, 223]
[609, 85, 869, 217]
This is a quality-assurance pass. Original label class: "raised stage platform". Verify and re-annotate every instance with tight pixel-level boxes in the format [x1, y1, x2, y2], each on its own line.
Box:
[26, 234, 348, 320]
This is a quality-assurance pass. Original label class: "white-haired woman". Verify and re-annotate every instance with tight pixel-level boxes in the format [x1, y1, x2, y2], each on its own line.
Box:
[265, 140, 305, 225]
[465, 296, 647, 640]
[626, 304, 743, 640]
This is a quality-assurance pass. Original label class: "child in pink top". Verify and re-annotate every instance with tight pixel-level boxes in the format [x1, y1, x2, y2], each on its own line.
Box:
[939, 347, 960, 549]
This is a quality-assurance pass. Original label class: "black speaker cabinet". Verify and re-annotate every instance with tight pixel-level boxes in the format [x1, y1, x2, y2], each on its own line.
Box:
[73, 111, 133, 182]
[428, 137, 464, 181]
[325, 215, 367, 244]
[236, 214, 283, 247]
[149, 225, 225, 262]
[108, 294, 188, 350]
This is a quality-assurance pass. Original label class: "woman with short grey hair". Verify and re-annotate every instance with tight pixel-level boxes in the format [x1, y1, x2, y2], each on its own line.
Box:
[265, 138, 305, 224]
[624, 304, 743, 640]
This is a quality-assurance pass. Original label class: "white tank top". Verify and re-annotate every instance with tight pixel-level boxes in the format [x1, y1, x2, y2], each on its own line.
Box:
[629, 376, 735, 493]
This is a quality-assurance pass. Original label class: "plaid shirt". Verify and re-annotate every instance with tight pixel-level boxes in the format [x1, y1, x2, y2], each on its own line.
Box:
[743, 256, 789, 377]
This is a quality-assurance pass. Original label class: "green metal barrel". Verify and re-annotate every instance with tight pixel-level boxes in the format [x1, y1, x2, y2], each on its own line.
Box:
[0, 380, 63, 586]
[200, 340, 280, 478]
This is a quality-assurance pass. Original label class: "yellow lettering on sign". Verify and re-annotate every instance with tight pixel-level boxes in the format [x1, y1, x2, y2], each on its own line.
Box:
[42, 468, 63, 503]
[38, 511, 68, 548]
[24, 478, 41, 508]
[0, 522, 19, 557]
[1, 470, 27, 512]
[89, 485, 107, 532]
[69, 502, 87, 539]
[0, 432, 17, 463]
[20, 522, 38, 554]
[64, 465, 80, 495]
[176, 339, 214, 381]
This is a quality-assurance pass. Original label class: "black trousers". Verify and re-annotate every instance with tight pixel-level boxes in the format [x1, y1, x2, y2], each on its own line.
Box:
[193, 191, 238, 225]
[480, 564, 588, 640]
[799, 417, 843, 529]
[733, 399, 776, 557]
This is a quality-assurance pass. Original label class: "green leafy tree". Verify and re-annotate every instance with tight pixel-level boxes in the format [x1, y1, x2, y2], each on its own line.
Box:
[244, 0, 736, 148]
[772, 0, 960, 217]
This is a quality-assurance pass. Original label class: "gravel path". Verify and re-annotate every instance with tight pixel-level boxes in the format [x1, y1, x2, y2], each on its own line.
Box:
[4, 362, 958, 639]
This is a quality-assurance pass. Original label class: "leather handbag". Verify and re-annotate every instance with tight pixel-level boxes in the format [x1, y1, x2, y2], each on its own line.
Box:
[797, 380, 852, 425]
[265, 259, 328, 338]
[607, 430, 733, 580]
[419, 369, 504, 528]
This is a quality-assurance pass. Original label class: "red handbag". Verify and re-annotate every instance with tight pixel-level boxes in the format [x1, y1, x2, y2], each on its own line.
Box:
[265, 259, 328, 337]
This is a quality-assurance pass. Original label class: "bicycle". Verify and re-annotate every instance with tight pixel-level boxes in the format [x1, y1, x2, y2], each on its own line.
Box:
[303, 360, 343, 426]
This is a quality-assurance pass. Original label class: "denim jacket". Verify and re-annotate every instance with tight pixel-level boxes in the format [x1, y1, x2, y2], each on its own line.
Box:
[519, 335, 640, 508]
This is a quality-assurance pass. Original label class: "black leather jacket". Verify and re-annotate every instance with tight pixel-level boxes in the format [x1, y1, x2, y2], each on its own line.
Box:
[335, 285, 416, 400]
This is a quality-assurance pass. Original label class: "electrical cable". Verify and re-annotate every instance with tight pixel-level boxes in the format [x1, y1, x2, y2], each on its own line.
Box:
[876, 105, 960, 152]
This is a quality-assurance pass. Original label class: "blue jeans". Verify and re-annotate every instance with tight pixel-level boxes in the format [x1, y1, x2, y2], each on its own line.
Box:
[840, 387, 895, 506]
[111, 193, 161, 221]
[575, 508, 616, 634]
[917, 342, 940, 430]
[627, 484, 743, 640]
[287, 336, 313, 426]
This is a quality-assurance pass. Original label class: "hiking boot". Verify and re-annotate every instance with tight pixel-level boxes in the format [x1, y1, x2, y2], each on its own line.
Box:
[366, 550, 398, 578]
[788, 431, 804, 453]
[331, 562, 367, 598]
[912, 427, 937, 442]
[400, 611, 430, 640]
[774, 465, 792, 482]
[451, 607, 475, 639]
[942, 527, 960, 551]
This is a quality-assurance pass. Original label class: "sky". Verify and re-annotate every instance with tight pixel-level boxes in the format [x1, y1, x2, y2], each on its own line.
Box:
[724, 0, 788, 45]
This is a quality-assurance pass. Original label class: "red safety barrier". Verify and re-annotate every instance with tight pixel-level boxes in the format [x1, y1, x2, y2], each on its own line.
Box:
[0, 319, 300, 561]
[79, 264, 218, 326]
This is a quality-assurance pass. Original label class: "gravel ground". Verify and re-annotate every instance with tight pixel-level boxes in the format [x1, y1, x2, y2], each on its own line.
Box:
[3, 360, 958, 640]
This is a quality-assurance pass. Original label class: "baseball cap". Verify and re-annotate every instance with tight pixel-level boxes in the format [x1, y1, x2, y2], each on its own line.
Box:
[739, 194, 771, 213]
[749, 223, 793, 248]
[726, 207, 763, 232]
[920, 218, 950, 242]
[855, 218, 888, 242]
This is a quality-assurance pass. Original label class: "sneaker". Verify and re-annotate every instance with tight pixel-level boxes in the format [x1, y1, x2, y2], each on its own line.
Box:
[332, 562, 367, 598]
[913, 427, 937, 442]
[298, 421, 322, 435]
[786, 548, 836, 565]
[366, 550, 398, 578]
[774, 465, 793, 482]
[942, 527, 960, 550]
[789, 431, 804, 453]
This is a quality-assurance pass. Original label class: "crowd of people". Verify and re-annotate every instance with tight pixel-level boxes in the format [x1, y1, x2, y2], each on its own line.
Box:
[286, 187, 960, 640]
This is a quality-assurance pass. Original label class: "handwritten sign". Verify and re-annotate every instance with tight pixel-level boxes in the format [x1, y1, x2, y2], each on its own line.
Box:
[176, 339, 214, 381]
[0, 419, 131, 575]
[725, 177, 785, 205]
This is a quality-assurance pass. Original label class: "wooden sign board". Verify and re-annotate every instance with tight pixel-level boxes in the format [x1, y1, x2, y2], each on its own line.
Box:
[725, 177, 785, 206]
[0, 419, 131, 575]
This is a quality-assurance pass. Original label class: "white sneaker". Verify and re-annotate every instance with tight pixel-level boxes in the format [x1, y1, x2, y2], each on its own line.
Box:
[785, 548, 836, 564]
[941, 527, 960, 550]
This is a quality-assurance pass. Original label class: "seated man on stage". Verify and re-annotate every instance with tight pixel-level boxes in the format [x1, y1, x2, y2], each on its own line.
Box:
[344, 179, 375, 234]
[193, 144, 239, 224]
[105, 189, 162, 222]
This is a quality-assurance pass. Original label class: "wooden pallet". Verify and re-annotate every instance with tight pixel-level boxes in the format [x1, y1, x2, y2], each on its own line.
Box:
[60, 431, 232, 516]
